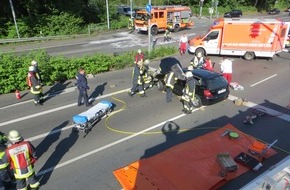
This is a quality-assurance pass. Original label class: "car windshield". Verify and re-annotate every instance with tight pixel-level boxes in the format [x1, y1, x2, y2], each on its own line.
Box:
[206, 76, 228, 90]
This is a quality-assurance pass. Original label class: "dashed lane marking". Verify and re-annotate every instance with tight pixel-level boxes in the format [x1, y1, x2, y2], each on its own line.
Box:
[0, 89, 130, 127]
[250, 74, 277, 87]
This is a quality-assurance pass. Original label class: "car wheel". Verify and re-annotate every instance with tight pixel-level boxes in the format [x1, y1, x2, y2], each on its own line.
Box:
[243, 52, 255, 60]
[157, 80, 165, 91]
[195, 48, 205, 57]
[151, 26, 158, 36]
[192, 95, 202, 108]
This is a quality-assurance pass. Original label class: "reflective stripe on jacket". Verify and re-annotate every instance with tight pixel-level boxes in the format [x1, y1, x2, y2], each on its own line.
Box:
[0, 145, 9, 169]
[165, 72, 175, 89]
[6, 141, 36, 179]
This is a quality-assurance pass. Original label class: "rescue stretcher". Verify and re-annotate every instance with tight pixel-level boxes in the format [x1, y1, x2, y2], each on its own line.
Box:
[72, 100, 113, 136]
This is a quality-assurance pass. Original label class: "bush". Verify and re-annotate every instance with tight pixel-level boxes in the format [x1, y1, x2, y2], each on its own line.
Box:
[0, 46, 178, 94]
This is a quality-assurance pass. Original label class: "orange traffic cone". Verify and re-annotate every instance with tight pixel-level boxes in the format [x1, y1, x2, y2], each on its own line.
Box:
[15, 90, 21, 100]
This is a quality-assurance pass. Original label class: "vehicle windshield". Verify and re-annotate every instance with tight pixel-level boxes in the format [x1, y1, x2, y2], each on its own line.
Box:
[135, 13, 147, 20]
[124, 7, 131, 12]
[206, 76, 228, 90]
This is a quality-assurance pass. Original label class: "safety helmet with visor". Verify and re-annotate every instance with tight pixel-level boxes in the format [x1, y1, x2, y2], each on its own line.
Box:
[31, 60, 38, 66]
[8, 130, 23, 143]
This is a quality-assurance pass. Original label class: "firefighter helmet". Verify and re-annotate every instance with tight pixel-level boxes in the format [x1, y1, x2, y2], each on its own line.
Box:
[28, 66, 36, 72]
[197, 52, 202, 58]
[188, 65, 194, 71]
[31, 60, 38, 66]
[144, 59, 150, 66]
[185, 71, 193, 78]
[8, 130, 23, 143]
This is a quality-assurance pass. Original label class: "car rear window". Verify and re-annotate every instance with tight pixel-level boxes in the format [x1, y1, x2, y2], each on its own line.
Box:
[206, 76, 228, 90]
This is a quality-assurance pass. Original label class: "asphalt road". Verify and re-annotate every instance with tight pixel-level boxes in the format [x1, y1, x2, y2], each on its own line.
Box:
[0, 15, 290, 190]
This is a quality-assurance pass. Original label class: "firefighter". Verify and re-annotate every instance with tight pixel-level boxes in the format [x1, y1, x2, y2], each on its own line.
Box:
[4, 130, 40, 190]
[137, 59, 152, 97]
[0, 132, 12, 190]
[190, 52, 204, 69]
[31, 60, 42, 83]
[129, 49, 144, 96]
[164, 29, 171, 42]
[181, 69, 197, 114]
[28, 66, 43, 106]
[30, 61, 44, 102]
[128, 17, 135, 32]
[164, 71, 177, 102]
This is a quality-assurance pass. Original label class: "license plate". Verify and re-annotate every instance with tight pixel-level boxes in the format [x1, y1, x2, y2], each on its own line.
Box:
[218, 89, 226, 94]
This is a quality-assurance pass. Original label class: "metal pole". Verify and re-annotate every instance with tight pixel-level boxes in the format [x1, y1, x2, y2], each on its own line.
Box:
[130, 0, 133, 19]
[199, 0, 203, 19]
[106, 0, 110, 29]
[148, 0, 152, 53]
[9, 0, 20, 39]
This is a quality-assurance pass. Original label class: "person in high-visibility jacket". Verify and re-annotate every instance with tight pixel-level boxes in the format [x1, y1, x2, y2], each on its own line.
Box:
[129, 49, 144, 96]
[137, 60, 152, 97]
[181, 70, 197, 114]
[4, 130, 40, 190]
[164, 71, 177, 102]
[28, 66, 43, 106]
[0, 132, 12, 190]
[31, 60, 42, 83]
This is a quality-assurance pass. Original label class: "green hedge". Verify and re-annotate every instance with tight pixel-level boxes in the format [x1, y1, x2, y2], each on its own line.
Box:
[0, 46, 177, 94]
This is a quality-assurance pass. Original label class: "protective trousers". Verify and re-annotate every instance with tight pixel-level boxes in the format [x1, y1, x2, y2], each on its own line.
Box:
[0, 169, 11, 190]
[16, 172, 40, 190]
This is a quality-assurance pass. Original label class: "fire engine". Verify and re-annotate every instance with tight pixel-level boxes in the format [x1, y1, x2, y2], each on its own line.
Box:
[134, 6, 193, 35]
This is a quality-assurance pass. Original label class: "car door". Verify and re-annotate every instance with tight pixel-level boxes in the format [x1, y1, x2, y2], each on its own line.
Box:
[202, 30, 221, 54]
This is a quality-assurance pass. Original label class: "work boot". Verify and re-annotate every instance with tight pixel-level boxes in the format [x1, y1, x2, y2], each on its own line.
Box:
[128, 91, 134, 97]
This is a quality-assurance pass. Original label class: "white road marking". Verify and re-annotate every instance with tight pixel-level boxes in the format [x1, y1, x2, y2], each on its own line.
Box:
[0, 89, 130, 127]
[250, 74, 277, 87]
[228, 94, 290, 122]
[0, 87, 77, 110]
[36, 110, 201, 176]
[89, 37, 132, 44]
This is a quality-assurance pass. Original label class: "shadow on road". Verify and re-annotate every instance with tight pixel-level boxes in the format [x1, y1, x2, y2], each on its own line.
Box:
[43, 81, 72, 103]
[88, 82, 107, 103]
[36, 120, 69, 158]
[38, 131, 79, 186]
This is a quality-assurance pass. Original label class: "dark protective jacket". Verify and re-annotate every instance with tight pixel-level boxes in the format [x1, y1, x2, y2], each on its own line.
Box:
[29, 72, 42, 94]
[76, 73, 89, 92]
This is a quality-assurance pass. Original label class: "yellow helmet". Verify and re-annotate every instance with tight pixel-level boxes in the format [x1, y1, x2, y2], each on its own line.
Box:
[8, 130, 23, 143]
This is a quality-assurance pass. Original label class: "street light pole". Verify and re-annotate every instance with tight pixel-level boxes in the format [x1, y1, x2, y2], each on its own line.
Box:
[106, 0, 110, 29]
[130, 0, 133, 19]
[148, 0, 152, 53]
[9, 0, 20, 39]
[199, 0, 204, 19]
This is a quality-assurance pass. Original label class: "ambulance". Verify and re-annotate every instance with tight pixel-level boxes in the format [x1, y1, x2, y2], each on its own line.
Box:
[134, 6, 193, 35]
[188, 18, 290, 60]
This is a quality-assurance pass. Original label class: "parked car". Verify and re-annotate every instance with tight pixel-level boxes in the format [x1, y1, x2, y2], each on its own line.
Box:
[224, 10, 243, 18]
[268, 8, 280, 15]
[117, 6, 135, 17]
[155, 66, 230, 106]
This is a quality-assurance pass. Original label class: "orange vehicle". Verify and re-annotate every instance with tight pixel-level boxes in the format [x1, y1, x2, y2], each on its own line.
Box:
[188, 18, 290, 60]
[134, 6, 193, 35]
